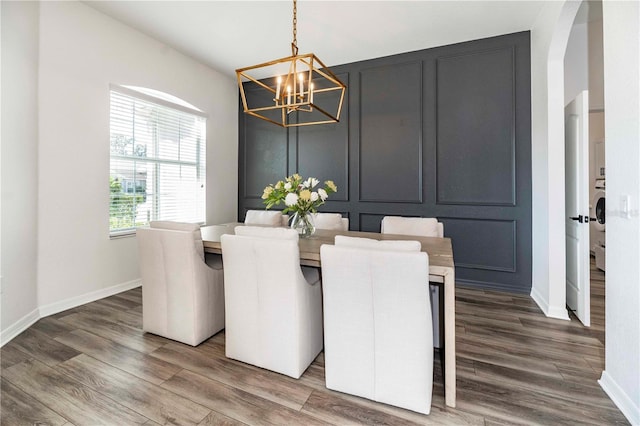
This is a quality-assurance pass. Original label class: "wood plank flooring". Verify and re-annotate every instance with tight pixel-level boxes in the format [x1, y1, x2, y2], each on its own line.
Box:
[1, 258, 628, 425]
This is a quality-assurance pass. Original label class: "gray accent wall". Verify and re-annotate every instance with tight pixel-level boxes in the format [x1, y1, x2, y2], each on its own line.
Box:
[238, 32, 532, 293]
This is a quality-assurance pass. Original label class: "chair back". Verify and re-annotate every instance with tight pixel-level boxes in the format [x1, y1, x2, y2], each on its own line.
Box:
[334, 235, 420, 251]
[311, 213, 349, 231]
[320, 242, 433, 414]
[381, 216, 443, 237]
[244, 210, 286, 226]
[149, 220, 205, 258]
[380, 216, 445, 348]
[221, 226, 323, 378]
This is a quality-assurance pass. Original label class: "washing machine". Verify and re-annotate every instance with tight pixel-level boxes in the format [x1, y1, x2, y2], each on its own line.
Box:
[591, 179, 605, 271]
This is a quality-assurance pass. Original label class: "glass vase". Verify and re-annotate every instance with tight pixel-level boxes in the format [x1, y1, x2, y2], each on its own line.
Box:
[290, 211, 315, 238]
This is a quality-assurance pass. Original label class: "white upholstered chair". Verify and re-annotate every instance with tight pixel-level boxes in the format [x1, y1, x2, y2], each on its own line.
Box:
[244, 210, 288, 227]
[220, 226, 323, 378]
[380, 216, 444, 238]
[136, 221, 225, 346]
[311, 212, 349, 231]
[380, 216, 445, 350]
[320, 236, 433, 414]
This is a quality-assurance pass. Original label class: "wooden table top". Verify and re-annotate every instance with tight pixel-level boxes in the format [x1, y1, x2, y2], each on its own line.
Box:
[201, 223, 454, 272]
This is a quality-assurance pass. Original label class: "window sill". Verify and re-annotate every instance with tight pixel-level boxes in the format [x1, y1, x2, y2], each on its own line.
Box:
[110, 230, 136, 239]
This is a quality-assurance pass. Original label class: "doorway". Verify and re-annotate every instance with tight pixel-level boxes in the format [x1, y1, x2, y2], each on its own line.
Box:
[563, 0, 605, 327]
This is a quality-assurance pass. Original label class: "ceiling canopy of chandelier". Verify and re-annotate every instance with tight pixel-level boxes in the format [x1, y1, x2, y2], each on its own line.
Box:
[235, 0, 346, 128]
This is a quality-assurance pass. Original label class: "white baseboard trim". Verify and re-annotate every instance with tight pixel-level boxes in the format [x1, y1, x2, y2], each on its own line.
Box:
[1, 279, 141, 347]
[530, 287, 570, 320]
[39, 279, 142, 318]
[0, 308, 40, 347]
[599, 371, 640, 425]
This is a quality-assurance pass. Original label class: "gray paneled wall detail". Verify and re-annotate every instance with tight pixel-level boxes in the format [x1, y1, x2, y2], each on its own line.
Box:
[238, 32, 532, 293]
[436, 47, 516, 206]
[359, 62, 423, 203]
[241, 87, 288, 199]
[439, 218, 516, 272]
[359, 213, 386, 233]
[297, 73, 350, 202]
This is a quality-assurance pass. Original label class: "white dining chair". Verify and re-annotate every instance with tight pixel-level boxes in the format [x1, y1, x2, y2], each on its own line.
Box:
[380, 216, 444, 238]
[320, 236, 433, 414]
[380, 215, 445, 355]
[244, 209, 288, 227]
[220, 226, 323, 379]
[137, 221, 225, 346]
[311, 212, 349, 231]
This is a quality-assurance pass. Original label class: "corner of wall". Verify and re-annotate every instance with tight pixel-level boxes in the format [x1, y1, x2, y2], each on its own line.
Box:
[530, 285, 570, 320]
[1, 0, 41, 342]
[599, 371, 640, 426]
[0, 308, 39, 347]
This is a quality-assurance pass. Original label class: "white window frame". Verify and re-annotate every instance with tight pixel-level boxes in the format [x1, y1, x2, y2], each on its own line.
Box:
[109, 84, 207, 238]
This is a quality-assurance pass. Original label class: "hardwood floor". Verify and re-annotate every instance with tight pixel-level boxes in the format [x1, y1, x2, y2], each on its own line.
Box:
[1, 258, 628, 425]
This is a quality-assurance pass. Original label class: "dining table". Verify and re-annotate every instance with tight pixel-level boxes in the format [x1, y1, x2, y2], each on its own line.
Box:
[201, 222, 457, 408]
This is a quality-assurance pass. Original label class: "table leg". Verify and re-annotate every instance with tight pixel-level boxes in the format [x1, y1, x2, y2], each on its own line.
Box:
[434, 282, 445, 379]
[444, 269, 456, 408]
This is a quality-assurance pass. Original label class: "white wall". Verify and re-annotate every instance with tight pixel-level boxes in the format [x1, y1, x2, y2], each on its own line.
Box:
[564, 22, 589, 106]
[530, 1, 580, 320]
[588, 14, 605, 111]
[35, 2, 237, 314]
[599, 2, 640, 424]
[1, 1, 41, 342]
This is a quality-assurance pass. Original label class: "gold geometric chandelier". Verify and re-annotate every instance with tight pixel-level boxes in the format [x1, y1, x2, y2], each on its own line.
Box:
[236, 0, 346, 128]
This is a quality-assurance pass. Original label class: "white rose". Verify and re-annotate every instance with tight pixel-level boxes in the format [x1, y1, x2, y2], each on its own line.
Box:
[318, 188, 328, 201]
[310, 177, 319, 188]
[285, 193, 299, 206]
[284, 182, 292, 190]
[310, 191, 319, 202]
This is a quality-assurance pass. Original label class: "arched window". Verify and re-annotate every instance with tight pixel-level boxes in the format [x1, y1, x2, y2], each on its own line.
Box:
[109, 85, 206, 236]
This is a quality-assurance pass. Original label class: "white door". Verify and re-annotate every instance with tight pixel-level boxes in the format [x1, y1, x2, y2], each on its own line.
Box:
[565, 91, 590, 326]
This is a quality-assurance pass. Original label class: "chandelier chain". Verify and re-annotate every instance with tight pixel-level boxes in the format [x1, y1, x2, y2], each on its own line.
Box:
[292, 0, 298, 55]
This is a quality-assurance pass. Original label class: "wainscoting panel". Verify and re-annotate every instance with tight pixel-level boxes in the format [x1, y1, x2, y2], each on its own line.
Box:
[297, 73, 350, 202]
[359, 213, 386, 233]
[436, 47, 516, 206]
[238, 31, 532, 293]
[240, 86, 288, 198]
[439, 218, 516, 272]
[359, 62, 423, 203]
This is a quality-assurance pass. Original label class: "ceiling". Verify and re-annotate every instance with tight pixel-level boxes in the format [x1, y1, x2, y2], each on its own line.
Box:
[85, 1, 550, 78]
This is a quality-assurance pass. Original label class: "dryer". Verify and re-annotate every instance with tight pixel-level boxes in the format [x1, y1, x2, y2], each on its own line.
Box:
[591, 179, 605, 271]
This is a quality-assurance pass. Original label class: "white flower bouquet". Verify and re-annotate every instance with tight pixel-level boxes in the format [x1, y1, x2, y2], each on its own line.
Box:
[262, 174, 337, 215]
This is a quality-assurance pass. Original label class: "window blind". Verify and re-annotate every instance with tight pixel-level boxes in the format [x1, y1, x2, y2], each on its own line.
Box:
[109, 87, 206, 236]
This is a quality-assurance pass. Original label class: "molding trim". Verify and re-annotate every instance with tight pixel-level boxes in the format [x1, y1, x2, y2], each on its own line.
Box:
[439, 217, 517, 273]
[435, 46, 517, 207]
[530, 286, 570, 320]
[1, 279, 141, 347]
[0, 308, 40, 347]
[457, 278, 529, 294]
[599, 370, 640, 425]
[358, 61, 423, 204]
[39, 279, 142, 318]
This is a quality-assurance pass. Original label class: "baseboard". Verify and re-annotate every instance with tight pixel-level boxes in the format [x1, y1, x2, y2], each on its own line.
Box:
[39, 279, 142, 317]
[530, 286, 570, 320]
[0, 308, 40, 347]
[456, 278, 531, 294]
[0, 279, 142, 347]
[599, 370, 640, 425]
